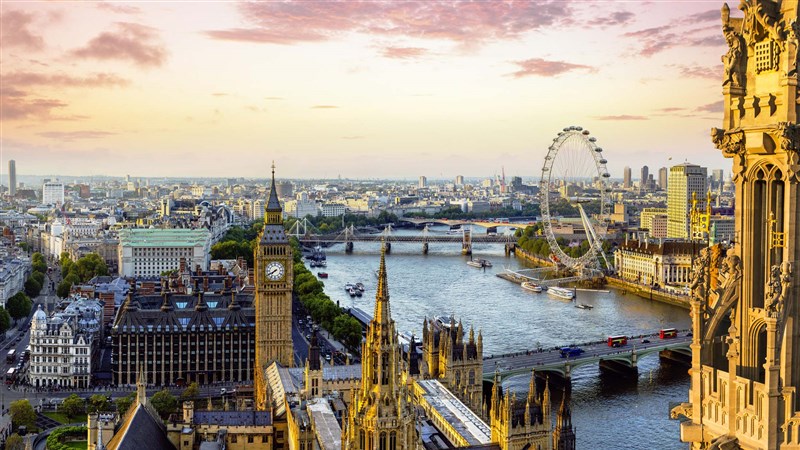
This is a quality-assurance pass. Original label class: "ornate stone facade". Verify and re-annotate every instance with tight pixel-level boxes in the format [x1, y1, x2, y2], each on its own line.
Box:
[342, 245, 417, 450]
[679, 2, 800, 448]
[254, 165, 294, 411]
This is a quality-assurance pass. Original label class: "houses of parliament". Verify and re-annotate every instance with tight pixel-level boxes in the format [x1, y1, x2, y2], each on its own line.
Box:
[674, 1, 800, 449]
[90, 168, 574, 450]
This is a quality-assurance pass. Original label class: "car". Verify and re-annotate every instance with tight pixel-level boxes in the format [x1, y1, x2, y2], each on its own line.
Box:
[641, 339, 651, 344]
[306, 334, 311, 340]
[686, 332, 693, 337]
[325, 354, 331, 361]
[220, 388, 227, 395]
[298, 320, 304, 325]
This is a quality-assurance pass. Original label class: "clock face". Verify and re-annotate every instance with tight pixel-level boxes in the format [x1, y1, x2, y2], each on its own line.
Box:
[265, 261, 285, 281]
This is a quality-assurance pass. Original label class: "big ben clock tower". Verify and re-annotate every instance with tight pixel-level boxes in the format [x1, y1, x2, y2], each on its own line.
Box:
[254, 163, 294, 410]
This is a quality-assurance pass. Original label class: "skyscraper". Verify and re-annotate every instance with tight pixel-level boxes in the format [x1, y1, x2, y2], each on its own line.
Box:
[455, 175, 464, 186]
[623, 166, 631, 189]
[666, 163, 707, 239]
[8, 160, 16, 196]
[640, 165, 649, 192]
[658, 166, 668, 190]
[42, 182, 65, 206]
[418, 175, 427, 188]
[711, 168, 724, 189]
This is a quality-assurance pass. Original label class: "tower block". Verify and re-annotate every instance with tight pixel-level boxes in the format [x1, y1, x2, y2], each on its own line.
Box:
[254, 164, 294, 411]
[679, 1, 800, 448]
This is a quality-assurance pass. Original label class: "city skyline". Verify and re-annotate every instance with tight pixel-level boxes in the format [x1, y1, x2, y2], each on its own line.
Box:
[3, 1, 730, 178]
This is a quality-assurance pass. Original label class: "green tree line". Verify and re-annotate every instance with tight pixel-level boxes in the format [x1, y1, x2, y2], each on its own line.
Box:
[57, 252, 109, 298]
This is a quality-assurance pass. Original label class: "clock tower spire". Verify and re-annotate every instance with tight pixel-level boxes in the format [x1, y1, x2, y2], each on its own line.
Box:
[254, 162, 294, 411]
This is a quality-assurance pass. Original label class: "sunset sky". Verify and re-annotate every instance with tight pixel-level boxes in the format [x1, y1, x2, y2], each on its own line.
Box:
[1, 1, 735, 179]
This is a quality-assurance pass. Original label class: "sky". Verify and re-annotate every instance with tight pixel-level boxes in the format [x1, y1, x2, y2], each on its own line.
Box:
[1, 1, 736, 180]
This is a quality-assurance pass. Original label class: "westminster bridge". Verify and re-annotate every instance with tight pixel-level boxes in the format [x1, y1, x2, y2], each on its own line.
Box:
[481, 332, 692, 382]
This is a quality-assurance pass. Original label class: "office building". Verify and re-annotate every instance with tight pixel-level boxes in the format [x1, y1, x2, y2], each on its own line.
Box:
[666, 163, 707, 239]
[640, 165, 649, 192]
[8, 160, 16, 197]
[117, 228, 211, 277]
[42, 181, 65, 205]
[658, 166, 668, 190]
[419, 176, 427, 188]
[623, 166, 632, 189]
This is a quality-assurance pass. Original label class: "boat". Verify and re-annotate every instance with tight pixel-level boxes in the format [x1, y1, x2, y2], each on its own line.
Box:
[317, 272, 328, 279]
[466, 258, 492, 268]
[355, 282, 365, 292]
[355, 289, 363, 297]
[547, 287, 576, 300]
[318, 260, 327, 268]
[348, 288, 357, 297]
[574, 303, 593, 309]
[344, 283, 354, 291]
[521, 282, 542, 293]
[374, 270, 380, 279]
[310, 260, 319, 268]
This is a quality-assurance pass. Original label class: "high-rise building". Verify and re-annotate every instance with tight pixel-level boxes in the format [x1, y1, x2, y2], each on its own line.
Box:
[679, 3, 800, 448]
[455, 175, 464, 186]
[666, 163, 707, 239]
[640, 165, 649, 191]
[42, 182, 65, 205]
[623, 166, 632, 189]
[8, 160, 16, 196]
[658, 166, 668, 190]
[711, 168, 724, 189]
[254, 165, 294, 410]
[418, 175, 427, 188]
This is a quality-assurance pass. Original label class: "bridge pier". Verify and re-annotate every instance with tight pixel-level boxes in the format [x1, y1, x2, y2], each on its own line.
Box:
[385, 242, 391, 254]
[505, 243, 516, 257]
[345, 242, 354, 253]
[599, 359, 638, 378]
[659, 349, 691, 366]
[422, 242, 428, 254]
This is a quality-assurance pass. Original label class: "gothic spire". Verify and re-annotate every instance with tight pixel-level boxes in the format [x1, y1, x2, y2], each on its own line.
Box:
[266, 161, 281, 212]
[373, 240, 391, 324]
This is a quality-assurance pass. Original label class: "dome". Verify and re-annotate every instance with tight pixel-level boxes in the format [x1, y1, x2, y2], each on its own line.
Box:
[33, 305, 47, 322]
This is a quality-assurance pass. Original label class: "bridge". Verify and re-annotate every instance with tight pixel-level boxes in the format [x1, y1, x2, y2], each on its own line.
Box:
[400, 217, 534, 230]
[295, 224, 516, 256]
[481, 333, 692, 382]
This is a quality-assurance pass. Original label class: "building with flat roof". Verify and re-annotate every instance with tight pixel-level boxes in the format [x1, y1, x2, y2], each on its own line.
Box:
[117, 228, 210, 277]
[666, 163, 707, 239]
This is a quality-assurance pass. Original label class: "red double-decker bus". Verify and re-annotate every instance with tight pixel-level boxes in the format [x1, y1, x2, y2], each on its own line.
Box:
[660, 328, 678, 339]
[607, 335, 628, 347]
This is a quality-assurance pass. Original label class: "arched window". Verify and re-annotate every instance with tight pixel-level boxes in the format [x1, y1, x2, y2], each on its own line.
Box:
[389, 431, 397, 450]
[359, 430, 365, 449]
[468, 369, 475, 386]
[379, 432, 387, 450]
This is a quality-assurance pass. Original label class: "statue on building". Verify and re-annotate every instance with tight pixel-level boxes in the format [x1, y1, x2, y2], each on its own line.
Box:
[725, 309, 739, 360]
[723, 26, 744, 86]
[689, 247, 711, 300]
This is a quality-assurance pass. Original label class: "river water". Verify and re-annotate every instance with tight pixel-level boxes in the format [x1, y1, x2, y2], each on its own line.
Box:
[312, 228, 691, 449]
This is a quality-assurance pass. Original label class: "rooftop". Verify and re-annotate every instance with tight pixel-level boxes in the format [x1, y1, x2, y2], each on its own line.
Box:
[416, 379, 492, 446]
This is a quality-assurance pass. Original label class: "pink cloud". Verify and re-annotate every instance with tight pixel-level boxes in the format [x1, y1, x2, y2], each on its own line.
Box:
[1, 10, 44, 50]
[206, 1, 574, 45]
[509, 58, 595, 78]
[673, 64, 721, 80]
[37, 130, 117, 141]
[96, 2, 142, 15]
[623, 11, 725, 57]
[71, 22, 167, 67]
[1, 96, 68, 121]
[589, 10, 635, 27]
[695, 101, 723, 113]
[382, 46, 427, 59]
[2, 71, 129, 88]
[593, 115, 649, 121]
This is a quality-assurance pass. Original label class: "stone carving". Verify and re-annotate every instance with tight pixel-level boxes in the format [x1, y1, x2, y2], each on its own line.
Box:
[712, 128, 747, 180]
[670, 402, 693, 420]
[690, 247, 711, 300]
[723, 27, 745, 86]
[778, 122, 800, 181]
[767, 262, 793, 317]
[740, 0, 784, 45]
[725, 309, 739, 359]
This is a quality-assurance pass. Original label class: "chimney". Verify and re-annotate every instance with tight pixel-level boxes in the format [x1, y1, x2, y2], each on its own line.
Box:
[195, 264, 201, 275]
[203, 277, 208, 292]
[179, 257, 186, 273]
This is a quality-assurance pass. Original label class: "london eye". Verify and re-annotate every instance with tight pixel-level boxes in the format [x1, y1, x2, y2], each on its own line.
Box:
[539, 126, 612, 270]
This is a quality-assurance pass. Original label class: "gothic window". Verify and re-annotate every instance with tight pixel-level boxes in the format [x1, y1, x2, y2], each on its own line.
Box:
[468, 369, 475, 386]
[455, 370, 461, 386]
[381, 353, 389, 385]
[389, 432, 396, 450]
[359, 431, 365, 449]
[379, 432, 387, 450]
[372, 354, 379, 385]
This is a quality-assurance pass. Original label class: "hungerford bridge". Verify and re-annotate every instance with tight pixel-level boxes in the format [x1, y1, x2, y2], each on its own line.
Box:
[292, 222, 516, 256]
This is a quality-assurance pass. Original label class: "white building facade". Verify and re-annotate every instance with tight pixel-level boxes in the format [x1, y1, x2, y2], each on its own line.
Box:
[42, 182, 65, 206]
[117, 228, 210, 277]
[29, 298, 102, 388]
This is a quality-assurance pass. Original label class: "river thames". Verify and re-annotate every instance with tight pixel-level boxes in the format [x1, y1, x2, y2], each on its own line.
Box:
[311, 229, 691, 449]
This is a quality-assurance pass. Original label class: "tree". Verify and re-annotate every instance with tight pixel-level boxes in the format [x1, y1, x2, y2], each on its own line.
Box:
[87, 394, 110, 413]
[0, 307, 11, 334]
[150, 389, 177, 418]
[6, 293, 31, 322]
[57, 280, 73, 299]
[181, 382, 200, 401]
[115, 393, 135, 415]
[10, 399, 36, 430]
[5, 433, 24, 450]
[24, 277, 41, 298]
[59, 394, 85, 419]
[31, 254, 47, 274]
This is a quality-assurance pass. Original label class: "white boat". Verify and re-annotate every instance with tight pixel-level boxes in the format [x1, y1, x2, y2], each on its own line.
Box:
[467, 258, 492, 268]
[547, 287, 575, 300]
[521, 282, 542, 293]
[574, 303, 593, 309]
